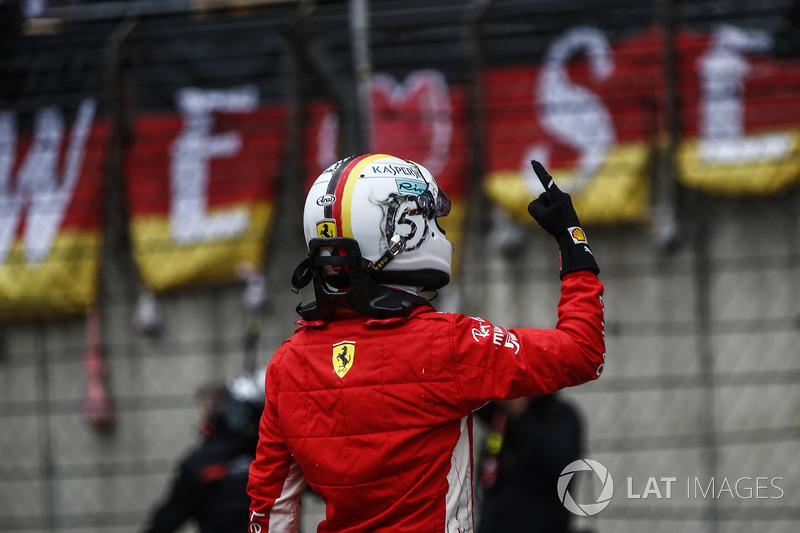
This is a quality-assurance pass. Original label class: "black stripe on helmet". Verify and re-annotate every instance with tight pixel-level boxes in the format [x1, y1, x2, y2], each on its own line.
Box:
[323, 155, 359, 219]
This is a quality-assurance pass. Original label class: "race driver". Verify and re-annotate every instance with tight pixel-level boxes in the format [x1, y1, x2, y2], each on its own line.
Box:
[247, 154, 605, 532]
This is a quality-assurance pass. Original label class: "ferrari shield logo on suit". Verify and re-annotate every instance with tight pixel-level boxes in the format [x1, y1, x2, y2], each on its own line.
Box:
[332, 341, 355, 378]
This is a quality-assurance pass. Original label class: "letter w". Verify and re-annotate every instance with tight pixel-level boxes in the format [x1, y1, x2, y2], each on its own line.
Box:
[0, 99, 96, 264]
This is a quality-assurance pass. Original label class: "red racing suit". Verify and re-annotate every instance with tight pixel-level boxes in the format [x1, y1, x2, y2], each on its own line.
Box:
[247, 271, 605, 532]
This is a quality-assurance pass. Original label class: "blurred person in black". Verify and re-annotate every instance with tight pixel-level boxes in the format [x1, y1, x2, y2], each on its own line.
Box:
[476, 393, 584, 533]
[142, 371, 264, 533]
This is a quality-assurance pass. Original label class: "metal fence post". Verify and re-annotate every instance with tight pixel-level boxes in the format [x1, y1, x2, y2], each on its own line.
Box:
[350, 0, 372, 153]
[460, 0, 493, 316]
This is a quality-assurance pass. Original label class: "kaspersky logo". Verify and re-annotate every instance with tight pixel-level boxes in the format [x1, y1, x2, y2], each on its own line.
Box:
[558, 459, 614, 516]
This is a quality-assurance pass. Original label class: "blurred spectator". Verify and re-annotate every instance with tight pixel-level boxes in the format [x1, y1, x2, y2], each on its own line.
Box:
[142, 372, 264, 533]
[476, 393, 584, 533]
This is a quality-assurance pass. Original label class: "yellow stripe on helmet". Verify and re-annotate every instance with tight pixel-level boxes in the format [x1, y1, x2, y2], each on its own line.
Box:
[339, 153, 390, 238]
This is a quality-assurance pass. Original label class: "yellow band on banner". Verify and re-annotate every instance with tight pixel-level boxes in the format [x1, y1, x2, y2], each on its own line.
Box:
[676, 129, 800, 196]
[484, 143, 652, 225]
[130, 202, 273, 292]
[0, 232, 101, 319]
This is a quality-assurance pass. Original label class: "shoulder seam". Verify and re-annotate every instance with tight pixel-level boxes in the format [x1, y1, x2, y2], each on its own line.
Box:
[447, 315, 472, 412]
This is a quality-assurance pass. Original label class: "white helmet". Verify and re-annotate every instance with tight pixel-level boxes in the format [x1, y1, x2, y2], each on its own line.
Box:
[302, 153, 454, 291]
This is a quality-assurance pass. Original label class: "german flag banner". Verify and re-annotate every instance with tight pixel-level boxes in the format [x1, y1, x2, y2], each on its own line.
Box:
[303, 70, 470, 272]
[483, 22, 800, 224]
[0, 100, 106, 319]
[125, 88, 286, 291]
[123, 16, 288, 292]
[483, 26, 658, 226]
[0, 22, 109, 319]
[673, 25, 800, 195]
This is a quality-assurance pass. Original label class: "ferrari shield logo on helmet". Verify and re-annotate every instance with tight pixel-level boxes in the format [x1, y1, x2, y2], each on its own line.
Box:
[316, 219, 337, 239]
[332, 341, 355, 378]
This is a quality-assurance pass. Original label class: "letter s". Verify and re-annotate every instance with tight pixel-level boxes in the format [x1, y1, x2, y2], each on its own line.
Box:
[531, 26, 615, 194]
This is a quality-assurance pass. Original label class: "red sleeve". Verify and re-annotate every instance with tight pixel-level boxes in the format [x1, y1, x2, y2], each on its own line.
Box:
[451, 271, 605, 411]
[247, 355, 307, 533]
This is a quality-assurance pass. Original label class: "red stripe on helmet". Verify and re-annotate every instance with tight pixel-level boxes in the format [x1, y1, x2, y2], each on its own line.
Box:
[331, 153, 373, 237]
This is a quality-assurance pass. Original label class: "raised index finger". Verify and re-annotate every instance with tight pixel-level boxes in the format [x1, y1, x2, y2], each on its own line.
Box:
[530, 160, 561, 193]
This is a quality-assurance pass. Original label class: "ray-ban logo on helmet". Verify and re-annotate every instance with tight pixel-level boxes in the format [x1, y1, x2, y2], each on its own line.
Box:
[316, 194, 336, 206]
[558, 459, 614, 516]
[395, 179, 428, 195]
[332, 341, 355, 378]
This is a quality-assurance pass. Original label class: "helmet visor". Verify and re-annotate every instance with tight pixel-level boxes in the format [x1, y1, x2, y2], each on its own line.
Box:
[415, 188, 451, 219]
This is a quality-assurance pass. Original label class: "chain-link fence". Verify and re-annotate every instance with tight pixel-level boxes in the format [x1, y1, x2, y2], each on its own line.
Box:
[0, 1, 798, 532]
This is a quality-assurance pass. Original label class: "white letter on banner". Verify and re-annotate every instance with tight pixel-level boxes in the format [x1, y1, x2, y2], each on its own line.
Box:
[699, 25, 791, 163]
[170, 86, 258, 245]
[0, 99, 96, 264]
[528, 26, 615, 195]
[316, 70, 452, 176]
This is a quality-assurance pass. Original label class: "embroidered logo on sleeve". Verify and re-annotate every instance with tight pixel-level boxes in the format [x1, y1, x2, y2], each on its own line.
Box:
[470, 317, 492, 342]
[493, 326, 520, 354]
[470, 317, 520, 353]
[332, 341, 355, 378]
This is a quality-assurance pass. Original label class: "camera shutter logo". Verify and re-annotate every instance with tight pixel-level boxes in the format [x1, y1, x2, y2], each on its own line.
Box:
[557, 459, 614, 516]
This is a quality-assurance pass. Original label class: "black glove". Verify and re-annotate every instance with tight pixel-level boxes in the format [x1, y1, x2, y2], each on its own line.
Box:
[527, 160, 599, 279]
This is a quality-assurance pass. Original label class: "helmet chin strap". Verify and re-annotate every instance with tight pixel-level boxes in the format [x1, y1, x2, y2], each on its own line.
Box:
[365, 234, 407, 273]
[355, 234, 425, 295]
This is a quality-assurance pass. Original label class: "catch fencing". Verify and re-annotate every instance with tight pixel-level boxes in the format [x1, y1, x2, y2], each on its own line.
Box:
[0, 1, 798, 532]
